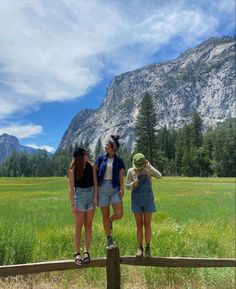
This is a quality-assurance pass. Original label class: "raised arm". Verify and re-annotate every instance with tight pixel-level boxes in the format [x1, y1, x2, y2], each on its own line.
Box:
[146, 162, 162, 179]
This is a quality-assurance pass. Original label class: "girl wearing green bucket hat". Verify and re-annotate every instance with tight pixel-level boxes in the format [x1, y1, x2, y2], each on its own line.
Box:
[126, 153, 162, 257]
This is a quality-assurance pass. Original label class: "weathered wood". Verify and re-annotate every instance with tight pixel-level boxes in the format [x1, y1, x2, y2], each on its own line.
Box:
[0, 254, 235, 282]
[0, 258, 106, 277]
[106, 246, 121, 289]
[120, 256, 236, 268]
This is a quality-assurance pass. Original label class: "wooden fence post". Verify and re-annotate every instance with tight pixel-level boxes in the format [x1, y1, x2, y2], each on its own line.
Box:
[106, 246, 121, 289]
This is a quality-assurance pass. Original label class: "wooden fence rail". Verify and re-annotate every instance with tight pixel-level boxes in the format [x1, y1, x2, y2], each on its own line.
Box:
[0, 246, 235, 289]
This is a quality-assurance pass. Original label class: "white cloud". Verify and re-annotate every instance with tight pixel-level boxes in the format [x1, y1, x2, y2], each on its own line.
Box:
[0, 124, 43, 139]
[26, 143, 55, 153]
[0, 0, 233, 119]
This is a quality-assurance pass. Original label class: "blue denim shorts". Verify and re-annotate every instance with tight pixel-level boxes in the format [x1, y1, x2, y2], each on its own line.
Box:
[74, 186, 94, 211]
[131, 197, 156, 213]
[98, 180, 121, 207]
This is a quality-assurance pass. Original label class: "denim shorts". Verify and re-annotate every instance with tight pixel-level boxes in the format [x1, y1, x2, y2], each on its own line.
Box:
[74, 186, 94, 211]
[98, 180, 121, 207]
[131, 197, 156, 213]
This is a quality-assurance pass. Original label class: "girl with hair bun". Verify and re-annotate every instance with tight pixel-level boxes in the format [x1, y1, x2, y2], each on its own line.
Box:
[95, 135, 126, 247]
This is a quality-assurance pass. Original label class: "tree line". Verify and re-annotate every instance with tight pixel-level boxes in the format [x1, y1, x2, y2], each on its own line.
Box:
[0, 92, 235, 177]
[132, 92, 235, 177]
[0, 151, 70, 177]
[0, 138, 101, 177]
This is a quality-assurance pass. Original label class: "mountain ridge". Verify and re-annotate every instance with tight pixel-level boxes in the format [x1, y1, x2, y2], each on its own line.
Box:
[0, 133, 45, 163]
[57, 36, 235, 153]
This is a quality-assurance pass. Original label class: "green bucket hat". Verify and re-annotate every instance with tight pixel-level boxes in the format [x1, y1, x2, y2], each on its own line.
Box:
[133, 153, 145, 170]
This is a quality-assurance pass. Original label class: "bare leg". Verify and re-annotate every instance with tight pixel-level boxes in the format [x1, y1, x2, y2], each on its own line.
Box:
[74, 211, 85, 253]
[84, 209, 95, 252]
[134, 213, 143, 246]
[100, 206, 111, 236]
[144, 212, 152, 245]
[110, 202, 123, 222]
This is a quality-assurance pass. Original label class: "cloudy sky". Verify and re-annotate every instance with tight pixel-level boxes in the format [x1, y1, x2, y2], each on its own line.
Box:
[0, 0, 235, 152]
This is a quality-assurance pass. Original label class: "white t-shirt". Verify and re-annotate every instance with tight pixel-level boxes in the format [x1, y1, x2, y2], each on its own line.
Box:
[104, 158, 113, 180]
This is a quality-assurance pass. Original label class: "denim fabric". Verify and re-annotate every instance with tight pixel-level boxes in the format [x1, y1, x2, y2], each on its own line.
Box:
[95, 153, 125, 188]
[74, 186, 94, 211]
[98, 180, 121, 207]
[131, 174, 156, 213]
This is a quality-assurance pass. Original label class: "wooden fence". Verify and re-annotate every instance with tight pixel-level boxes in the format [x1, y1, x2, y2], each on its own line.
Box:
[0, 246, 235, 289]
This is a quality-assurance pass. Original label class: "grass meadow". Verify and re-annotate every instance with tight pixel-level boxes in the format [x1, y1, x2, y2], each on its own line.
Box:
[0, 177, 235, 289]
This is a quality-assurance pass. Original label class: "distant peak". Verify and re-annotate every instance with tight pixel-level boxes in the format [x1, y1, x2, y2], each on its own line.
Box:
[196, 35, 235, 48]
[0, 133, 19, 142]
[0, 133, 15, 137]
[177, 35, 235, 59]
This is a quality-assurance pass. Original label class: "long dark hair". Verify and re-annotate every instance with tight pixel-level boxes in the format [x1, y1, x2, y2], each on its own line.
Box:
[68, 151, 92, 180]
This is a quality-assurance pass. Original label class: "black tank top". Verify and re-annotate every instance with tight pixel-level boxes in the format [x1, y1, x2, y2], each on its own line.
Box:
[74, 162, 94, 188]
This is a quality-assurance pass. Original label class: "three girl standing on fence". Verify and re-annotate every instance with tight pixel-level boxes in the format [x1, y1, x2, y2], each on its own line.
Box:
[68, 135, 161, 264]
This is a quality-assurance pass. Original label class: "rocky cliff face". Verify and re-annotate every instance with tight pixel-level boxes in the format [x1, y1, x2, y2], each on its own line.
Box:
[0, 134, 41, 162]
[57, 36, 235, 153]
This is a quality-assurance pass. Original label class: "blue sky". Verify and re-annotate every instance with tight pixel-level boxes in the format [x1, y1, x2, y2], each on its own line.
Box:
[0, 0, 235, 152]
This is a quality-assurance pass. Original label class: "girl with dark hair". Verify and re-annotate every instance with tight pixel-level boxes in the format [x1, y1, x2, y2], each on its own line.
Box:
[68, 147, 98, 265]
[95, 135, 126, 247]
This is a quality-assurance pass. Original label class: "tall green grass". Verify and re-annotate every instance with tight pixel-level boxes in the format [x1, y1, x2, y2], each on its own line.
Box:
[0, 177, 235, 288]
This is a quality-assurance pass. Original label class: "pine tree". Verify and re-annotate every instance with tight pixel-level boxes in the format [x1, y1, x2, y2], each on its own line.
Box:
[175, 124, 191, 175]
[175, 113, 204, 176]
[190, 112, 203, 147]
[211, 118, 235, 177]
[156, 126, 176, 160]
[119, 146, 133, 172]
[135, 92, 157, 164]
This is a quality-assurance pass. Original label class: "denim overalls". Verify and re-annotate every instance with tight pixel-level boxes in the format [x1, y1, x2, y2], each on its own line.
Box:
[131, 174, 156, 213]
